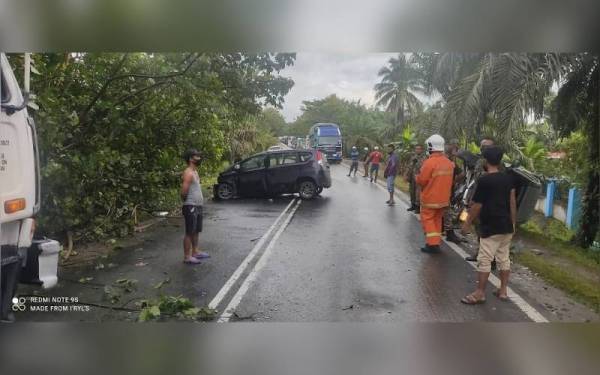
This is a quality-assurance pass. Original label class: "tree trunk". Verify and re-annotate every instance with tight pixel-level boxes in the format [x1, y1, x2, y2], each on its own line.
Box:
[575, 69, 599, 248]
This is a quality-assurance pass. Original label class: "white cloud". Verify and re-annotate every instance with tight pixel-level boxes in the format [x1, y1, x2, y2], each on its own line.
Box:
[279, 52, 398, 122]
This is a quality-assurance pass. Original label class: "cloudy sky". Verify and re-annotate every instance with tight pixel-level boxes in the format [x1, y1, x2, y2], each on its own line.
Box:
[279, 52, 398, 122]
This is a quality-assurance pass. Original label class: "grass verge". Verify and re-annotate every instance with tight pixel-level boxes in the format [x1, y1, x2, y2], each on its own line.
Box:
[515, 212, 600, 312]
[513, 251, 600, 313]
[519, 214, 600, 269]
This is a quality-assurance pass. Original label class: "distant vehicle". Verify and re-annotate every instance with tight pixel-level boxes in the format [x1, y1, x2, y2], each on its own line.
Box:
[295, 137, 306, 149]
[214, 149, 331, 201]
[308, 123, 342, 163]
[268, 145, 284, 151]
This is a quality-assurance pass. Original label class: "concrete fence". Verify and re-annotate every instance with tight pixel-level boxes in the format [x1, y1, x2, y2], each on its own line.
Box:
[534, 180, 582, 230]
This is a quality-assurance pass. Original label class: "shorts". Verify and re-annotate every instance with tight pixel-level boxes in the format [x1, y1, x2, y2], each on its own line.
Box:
[370, 164, 380, 172]
[182, 205, 203, 235]
[477, 233, 512, 272]
[386, 175, 396, 192]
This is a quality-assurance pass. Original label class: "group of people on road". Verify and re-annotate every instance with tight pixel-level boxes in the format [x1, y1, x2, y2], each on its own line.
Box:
[348, 134, 517, 305]
[348, 144, 398, 205]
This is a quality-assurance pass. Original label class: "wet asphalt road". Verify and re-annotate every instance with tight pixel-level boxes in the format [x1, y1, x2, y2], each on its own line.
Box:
[17, 164, 543, 322]
[229, 164, 534, 322]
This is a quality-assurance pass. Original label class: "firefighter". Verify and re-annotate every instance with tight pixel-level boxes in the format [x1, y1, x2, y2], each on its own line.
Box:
[415, 134, 455, 253]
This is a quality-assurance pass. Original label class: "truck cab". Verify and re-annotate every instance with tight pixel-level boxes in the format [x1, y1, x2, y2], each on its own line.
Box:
[308, 123, 342, 163]
[1, 53, 59, 322]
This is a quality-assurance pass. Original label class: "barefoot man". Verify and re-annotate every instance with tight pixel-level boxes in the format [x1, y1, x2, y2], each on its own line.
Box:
[181, 149, 210, 265]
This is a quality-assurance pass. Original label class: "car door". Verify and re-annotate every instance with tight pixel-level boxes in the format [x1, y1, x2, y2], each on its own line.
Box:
[237, 154, 267, 197]
[266, 151, 300, 194]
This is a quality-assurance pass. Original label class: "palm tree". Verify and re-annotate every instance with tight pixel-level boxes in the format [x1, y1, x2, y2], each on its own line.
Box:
[374, 54, 424, 137]
[519, 138, 547, 171]
[411, 52, 484, 100]
[431, 52, 598, 247]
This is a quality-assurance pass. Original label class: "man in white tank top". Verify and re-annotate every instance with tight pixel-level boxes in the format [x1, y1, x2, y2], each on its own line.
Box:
[181, 149, 210, 265]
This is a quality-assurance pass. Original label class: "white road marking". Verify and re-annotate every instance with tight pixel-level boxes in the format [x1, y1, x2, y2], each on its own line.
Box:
[208, 198, 297, 311]
[218, 198, 302, 322]
[370, 173, 549, 322]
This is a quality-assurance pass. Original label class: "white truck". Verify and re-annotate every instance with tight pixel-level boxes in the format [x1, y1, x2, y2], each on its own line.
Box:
[1, 53, 59, 322]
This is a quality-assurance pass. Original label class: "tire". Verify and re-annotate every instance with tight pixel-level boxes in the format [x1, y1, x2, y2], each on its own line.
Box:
[316, 186, 323, 195]
[298, 180, 317, 200]
[216, 182, 235, 200]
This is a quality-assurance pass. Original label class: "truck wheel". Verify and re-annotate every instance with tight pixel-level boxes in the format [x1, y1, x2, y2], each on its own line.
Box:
[298, 180, 317, 200]
[216, 183, 234, 200]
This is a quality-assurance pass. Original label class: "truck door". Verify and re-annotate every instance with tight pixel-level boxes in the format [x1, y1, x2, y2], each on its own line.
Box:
[0, 54, 37, 227]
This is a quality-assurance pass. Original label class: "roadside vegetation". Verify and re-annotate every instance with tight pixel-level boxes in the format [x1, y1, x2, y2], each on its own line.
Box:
[7, 53, 295, 248]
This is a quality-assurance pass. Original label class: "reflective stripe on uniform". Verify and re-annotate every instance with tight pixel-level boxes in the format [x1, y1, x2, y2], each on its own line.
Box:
[426, 232, 442, 237]
[421, 202, 449, 208]
[431, 169, 453, 177]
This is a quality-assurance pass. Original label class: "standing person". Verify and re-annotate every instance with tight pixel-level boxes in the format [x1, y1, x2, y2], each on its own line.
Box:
[405, 144, 426, 213]
[347, 146, 360, 177]
[384, 144, 399, 206]
[465, 137, 502, 261]
[444, 139, 464, 244]
[460, 146, 516, 304]
[415, 135, 454, 253]
[181, 149, 210, 265]
[362, 147, 370, 177]
[368, 146, 383, 183]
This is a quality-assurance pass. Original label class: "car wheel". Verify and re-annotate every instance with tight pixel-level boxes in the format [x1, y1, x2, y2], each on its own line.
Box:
[298, 180, 317, 200]
[316, 186, 323, 195]
[216, 183, 234, 200]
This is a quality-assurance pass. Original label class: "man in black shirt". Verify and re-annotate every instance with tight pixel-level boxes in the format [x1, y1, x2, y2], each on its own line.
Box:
[460, 146, 517, 304]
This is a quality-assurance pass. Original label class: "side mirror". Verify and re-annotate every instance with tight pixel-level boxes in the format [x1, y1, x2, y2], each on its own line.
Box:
[234, 164, 240, 170]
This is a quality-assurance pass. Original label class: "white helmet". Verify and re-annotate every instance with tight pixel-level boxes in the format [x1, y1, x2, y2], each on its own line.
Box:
[363, 147, 368, 151]
[374, 146, 379, 150]
[426, 134, 445, 152]
[352, 146, 357, 150]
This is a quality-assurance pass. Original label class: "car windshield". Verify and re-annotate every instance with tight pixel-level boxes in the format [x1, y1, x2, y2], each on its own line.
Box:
[318, 136, 340, 145]
[1, 74, 9, 103]
[240, 155, 265, 171]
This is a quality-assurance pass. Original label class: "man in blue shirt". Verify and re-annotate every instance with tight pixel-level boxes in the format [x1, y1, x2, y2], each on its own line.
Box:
[347, 146, 360, 177]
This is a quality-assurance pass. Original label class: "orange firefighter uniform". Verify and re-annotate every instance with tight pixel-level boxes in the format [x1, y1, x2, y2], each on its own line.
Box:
[415, 152, 455, 246]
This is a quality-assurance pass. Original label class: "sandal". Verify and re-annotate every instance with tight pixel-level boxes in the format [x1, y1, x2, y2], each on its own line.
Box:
[493, 290, 509, 302]
[460, 293, 486, 305]
[192, 251, 211, 259]
[183, 257, 202, 265]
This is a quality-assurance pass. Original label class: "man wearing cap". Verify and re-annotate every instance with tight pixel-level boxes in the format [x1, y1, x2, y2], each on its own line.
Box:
[367, 146, 383, 183]
[347, 146, 360, 177]
[416, 135, 455, 253]
[181, 149, 210, 265]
